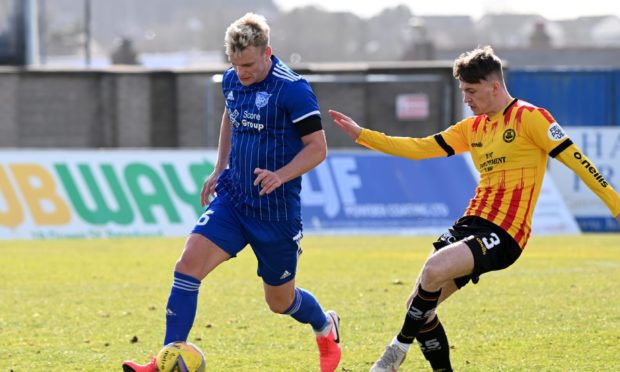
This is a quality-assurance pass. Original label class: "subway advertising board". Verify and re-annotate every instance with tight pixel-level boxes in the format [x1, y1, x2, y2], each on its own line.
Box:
[0, 151, 213, 239]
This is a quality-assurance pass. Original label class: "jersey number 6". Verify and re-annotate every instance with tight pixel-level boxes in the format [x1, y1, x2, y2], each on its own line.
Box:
[196, 210, 215, 226]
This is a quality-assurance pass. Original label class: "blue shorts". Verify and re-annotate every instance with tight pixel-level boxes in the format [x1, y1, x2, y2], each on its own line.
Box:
[191, 196, 303, 286]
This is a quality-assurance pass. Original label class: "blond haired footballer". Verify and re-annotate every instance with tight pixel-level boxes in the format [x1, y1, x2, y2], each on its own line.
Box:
[330, 46, 620, 371]
[123, 13, 341, 372]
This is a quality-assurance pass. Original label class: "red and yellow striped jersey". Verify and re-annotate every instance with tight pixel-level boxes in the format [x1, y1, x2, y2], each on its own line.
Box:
[357, 98, 620, 249]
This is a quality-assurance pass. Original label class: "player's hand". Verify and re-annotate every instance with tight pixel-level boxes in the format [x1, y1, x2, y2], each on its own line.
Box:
[253, 168, 282, 196]
[200, 171, 220, 206]
[328, 109, 363, 140]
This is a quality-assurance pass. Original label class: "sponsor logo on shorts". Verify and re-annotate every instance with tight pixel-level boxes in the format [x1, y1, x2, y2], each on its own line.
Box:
[475, 237, 487, 255]
[280, 270, 291, 280]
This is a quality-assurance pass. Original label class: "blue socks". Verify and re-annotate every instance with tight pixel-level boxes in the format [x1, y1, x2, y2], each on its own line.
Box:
[284, 288, 329, 332]
[164, 275, 326, 344]
[164, 271, 201, 345]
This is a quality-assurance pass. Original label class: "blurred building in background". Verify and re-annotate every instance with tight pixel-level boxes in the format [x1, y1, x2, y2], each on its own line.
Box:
[0, 0, 26, 65]
[1, 0, 619, 68]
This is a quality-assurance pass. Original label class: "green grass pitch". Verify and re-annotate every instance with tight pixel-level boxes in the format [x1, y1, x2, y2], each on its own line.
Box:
[1, 235, 619, 371]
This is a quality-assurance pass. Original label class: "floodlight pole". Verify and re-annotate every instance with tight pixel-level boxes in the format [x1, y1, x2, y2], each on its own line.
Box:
[24, 0, 40, 66]
[39, 0, 47, 65]
[84, 0, 91, 66]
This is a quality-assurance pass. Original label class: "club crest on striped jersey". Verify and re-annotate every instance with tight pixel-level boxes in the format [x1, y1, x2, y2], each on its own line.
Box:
[503, 128, 516, 143]
[255, 91, 272, 109]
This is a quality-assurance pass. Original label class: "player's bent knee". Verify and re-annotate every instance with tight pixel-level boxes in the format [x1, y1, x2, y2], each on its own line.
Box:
[264, 288, 296, 314]
[420, 259, 446, 290]
[266, 298, 291, 314]
[174, 256, 195, 273]
[420, 261, 440, 281]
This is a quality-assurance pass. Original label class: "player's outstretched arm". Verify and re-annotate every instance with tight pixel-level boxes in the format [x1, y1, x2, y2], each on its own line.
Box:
[553, 142, 620, 223]
[329, 109, 452, 160]
[328, 110, 362, 140]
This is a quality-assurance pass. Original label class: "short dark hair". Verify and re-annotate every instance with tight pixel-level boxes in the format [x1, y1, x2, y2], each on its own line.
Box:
[453, 46, 504, 84]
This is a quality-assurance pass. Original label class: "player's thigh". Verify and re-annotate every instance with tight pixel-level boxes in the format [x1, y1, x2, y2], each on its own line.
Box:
[184, 196, 248, 278]
[244, 217, 303, 287]
[423, 241, 475, 283]
[175, 234, 232, 279]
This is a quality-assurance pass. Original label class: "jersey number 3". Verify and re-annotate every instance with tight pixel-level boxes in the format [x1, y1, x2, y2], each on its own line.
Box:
[482, 233, 501, 249]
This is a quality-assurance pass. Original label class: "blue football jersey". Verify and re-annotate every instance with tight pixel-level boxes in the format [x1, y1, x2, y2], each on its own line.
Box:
[216, 55, 321, 221]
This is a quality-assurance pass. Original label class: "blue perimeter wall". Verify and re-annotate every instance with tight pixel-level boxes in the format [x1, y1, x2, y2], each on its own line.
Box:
[507, 69, 620, 127]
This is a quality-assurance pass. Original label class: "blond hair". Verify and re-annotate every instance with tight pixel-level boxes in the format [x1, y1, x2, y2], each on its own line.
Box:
[224, 13, 270, 56]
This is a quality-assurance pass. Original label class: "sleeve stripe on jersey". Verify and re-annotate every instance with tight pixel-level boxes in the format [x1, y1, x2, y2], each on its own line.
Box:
[292, 110, 321, 123]
[274, 71, 300, 82]
[549, 138, 573, 158]
[433, 134, 455, 156]
[274, 66, 301, 81]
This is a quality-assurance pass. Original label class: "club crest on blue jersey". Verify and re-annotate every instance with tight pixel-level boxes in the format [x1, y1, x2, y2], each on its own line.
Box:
[255, 91, 272, 109]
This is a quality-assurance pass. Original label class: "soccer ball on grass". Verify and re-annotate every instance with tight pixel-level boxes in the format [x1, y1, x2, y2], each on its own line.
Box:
[156, 341, 206, 372]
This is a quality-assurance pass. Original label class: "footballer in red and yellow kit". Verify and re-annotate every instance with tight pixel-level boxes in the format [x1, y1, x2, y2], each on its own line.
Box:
[357, 98, 620, 249]
[333, 46, 620, 372]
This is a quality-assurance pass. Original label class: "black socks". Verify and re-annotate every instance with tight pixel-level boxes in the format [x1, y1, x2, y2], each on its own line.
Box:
[396, 284, 441, 344]
[417, 315, 453, 372]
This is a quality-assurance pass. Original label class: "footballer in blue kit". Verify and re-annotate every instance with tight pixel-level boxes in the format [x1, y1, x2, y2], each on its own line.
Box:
[215, 53, 320, 222]
[122, 12, 341, 372]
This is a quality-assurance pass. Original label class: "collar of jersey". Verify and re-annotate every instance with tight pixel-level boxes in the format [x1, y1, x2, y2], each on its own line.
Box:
[487, 98, 518, 122]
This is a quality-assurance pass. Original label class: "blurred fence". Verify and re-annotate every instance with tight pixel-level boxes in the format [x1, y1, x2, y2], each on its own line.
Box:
[0, 62, 459, 148]
[1, 65, 620, 149]
[507, 69, 620, 126]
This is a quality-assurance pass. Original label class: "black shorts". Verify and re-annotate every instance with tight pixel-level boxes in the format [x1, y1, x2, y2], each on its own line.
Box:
[433, 216, 522, 288]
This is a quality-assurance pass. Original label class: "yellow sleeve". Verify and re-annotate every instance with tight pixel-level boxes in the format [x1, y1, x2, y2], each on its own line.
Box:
[356, 121, 469, 160]
[523, 108, 568, 153]
[523, 108, 620, 216]
[555, 143, 620, 217]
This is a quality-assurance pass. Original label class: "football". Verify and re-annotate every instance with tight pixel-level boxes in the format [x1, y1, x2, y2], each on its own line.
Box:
[156, 341, 206, 372]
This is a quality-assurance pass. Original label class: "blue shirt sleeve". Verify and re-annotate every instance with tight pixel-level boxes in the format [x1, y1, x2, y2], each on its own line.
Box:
[283, 79, 321, 123]
[222, 68, 234, 99]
